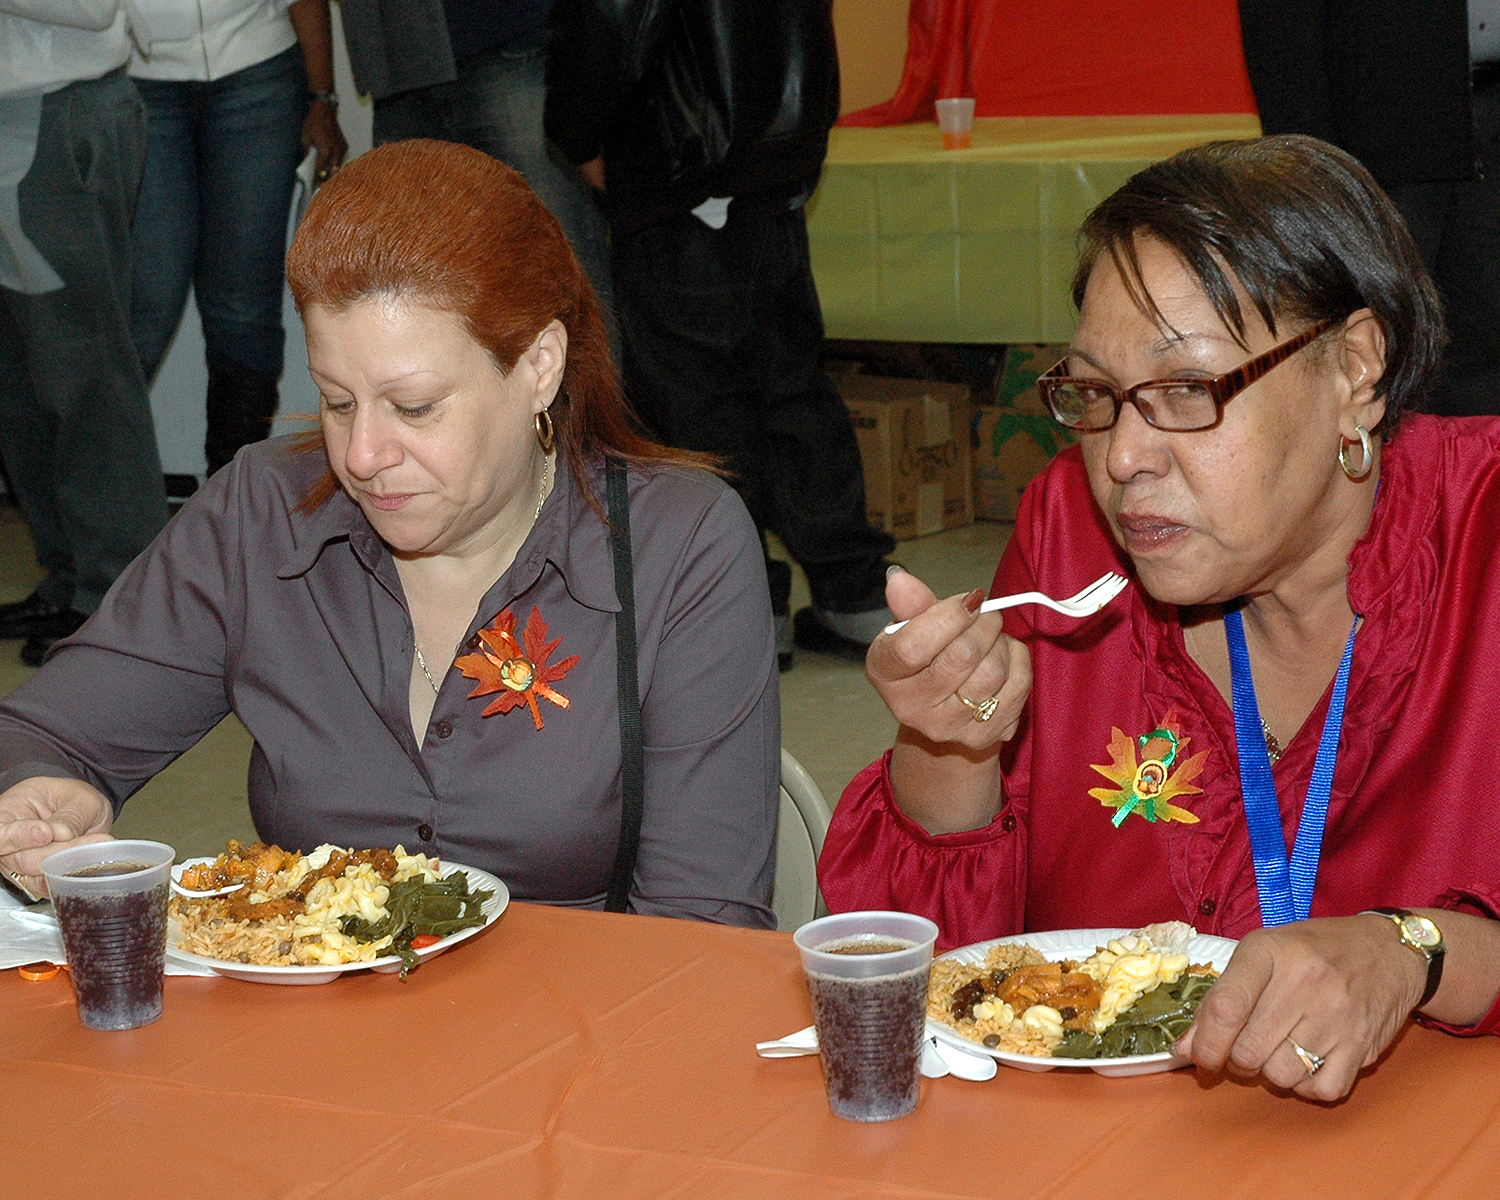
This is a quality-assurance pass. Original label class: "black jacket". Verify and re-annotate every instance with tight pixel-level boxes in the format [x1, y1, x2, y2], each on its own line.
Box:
[545, 0, 840, 234]
[1238, 0, 1477, 186]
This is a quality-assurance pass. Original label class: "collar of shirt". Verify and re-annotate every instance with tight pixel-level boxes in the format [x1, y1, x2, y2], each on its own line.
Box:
[272, 446, 623, 617]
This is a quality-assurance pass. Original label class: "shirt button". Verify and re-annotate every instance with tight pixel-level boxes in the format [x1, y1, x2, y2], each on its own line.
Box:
[417, 823, 434, 842]
[1198, 897, 1217, 916]
[434, 720, 453, 739]
[1000, 813, 1018, 833]
[464, 634, 480, 651]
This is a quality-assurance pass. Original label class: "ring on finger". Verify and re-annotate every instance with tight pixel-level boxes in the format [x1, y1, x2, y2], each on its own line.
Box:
[3, 868, 39, 900]
[1286, 1036, 1326, 1076]
[956, 692, 1000, 722]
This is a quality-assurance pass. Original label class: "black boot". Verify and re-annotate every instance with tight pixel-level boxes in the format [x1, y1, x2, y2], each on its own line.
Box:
[206, 368, 280, 475]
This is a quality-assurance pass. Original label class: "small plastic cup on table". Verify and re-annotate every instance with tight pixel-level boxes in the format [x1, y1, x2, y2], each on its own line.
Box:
[935, 97, 975, 150]
[41, 840, 174, 1031]
[793, 910, 940, 1122]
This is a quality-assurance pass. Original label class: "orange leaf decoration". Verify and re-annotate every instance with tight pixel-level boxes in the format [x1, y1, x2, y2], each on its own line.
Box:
[454, 606, 580, 730]
[1087, 710, 1206, 826]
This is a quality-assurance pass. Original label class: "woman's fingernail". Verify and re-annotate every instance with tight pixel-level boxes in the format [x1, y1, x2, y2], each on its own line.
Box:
[963, 588, 984, 612]
[886, 563, 905, 579]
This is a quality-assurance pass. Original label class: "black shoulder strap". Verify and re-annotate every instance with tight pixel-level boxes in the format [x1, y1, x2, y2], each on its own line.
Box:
[604, 456, 643, 912]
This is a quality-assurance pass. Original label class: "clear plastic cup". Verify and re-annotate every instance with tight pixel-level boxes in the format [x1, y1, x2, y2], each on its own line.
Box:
[793, 910, 939, 1122]
[41, 840, 174, 1031]
[935, 97, 975, 150]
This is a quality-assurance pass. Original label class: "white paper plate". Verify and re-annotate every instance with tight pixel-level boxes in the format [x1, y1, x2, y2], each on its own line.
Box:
[166, 861, 508, 985]
[928, 927, 1238, 1076]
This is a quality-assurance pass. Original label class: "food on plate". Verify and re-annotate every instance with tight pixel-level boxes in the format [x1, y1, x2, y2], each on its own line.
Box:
[927, 922, 1220, 1058]
[170, 840, 492, 977]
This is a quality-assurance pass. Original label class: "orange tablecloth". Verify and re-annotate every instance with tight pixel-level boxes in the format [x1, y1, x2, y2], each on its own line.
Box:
[7, 902, 1499, 1197]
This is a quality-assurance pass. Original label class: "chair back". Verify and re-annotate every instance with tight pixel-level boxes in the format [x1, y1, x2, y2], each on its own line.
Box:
[771, 748, 833, 930]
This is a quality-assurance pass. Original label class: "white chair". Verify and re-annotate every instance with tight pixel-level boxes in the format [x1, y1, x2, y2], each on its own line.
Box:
[771, 748, 834, 931]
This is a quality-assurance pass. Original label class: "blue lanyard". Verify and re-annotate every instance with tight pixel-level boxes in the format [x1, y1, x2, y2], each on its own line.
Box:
[1223, 607, 1358, 927]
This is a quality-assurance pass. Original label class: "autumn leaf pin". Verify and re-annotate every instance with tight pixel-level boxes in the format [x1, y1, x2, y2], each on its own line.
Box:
[1088, 712, 1206, 827]
[455, 606, 580, 730]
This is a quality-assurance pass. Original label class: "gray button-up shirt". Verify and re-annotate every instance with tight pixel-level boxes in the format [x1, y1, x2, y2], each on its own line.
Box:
[0, 438, 779, 927]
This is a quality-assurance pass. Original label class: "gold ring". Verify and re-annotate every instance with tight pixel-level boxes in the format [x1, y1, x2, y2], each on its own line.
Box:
[4, 868, 39, 900]
[956, 692, 1000, 722]
[1286, 1036, 1326, 1076]
[316, 168, 330, 181]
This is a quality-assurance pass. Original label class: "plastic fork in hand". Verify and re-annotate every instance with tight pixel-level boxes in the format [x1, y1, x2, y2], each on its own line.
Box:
[882, 571, 1129, 636]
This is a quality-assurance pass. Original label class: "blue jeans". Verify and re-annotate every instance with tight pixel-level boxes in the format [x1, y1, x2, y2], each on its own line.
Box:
[374, 35, 615, 325]
[130, 46, 306, 384]
[0, 70, 167, 613]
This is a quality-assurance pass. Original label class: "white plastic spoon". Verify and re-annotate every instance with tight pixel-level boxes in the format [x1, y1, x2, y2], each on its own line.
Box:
[929, 1036, 998, 1081]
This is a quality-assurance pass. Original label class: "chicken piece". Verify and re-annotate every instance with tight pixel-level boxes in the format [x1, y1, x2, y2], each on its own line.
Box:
[997, 962, 1104, 1028]
[289, 848, 350, 901]
[352, 847, 399, 879]
[227, 893, 305, 921]
[238, 841, 300, 893]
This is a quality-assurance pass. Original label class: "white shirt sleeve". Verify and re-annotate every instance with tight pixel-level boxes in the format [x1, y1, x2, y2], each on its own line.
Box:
[0, 0, 119, 32]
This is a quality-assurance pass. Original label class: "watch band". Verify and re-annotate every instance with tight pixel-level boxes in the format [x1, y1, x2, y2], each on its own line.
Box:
[308, 90, 339, 108]
[1361, 907, 1445, 1011]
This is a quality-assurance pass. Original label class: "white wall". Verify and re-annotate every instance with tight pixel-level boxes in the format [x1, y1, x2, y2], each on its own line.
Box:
[148, 9, 374, 475]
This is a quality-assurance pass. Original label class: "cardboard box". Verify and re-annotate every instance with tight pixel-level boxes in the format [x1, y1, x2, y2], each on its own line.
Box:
[837, 375, 973, 540]
[973, 345, 1075, 522]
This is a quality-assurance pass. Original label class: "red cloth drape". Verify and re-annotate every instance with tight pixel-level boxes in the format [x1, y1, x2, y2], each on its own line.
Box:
[840, 0, 1257, 127]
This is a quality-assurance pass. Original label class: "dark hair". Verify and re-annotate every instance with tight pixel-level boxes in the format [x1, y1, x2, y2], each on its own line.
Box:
[1071, 135, 1444, 432]
[285, 139, 711, 512]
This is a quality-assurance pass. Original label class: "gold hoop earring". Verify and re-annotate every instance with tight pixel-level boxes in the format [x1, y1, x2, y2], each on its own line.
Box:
[1339, 423, 1373, 480]
[534, 408, 556, 454]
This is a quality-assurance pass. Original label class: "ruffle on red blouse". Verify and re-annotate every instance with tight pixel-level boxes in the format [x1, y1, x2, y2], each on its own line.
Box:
[1419, 886, 1500, 1037]
[818, 752, 1023, 952]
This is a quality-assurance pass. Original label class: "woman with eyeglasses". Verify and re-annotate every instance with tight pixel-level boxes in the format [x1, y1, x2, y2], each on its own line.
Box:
[820, 135, 1500, 1099]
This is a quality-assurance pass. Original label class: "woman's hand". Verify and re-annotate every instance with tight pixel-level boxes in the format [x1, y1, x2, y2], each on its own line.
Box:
[0, 776, 114, 898]
[868, 567, 1031, 750]
[1175, 915, 1427, 1101]
[302, 100, 347, 184]
[579, 157, 606, 191]
[288, 0, 348, 183]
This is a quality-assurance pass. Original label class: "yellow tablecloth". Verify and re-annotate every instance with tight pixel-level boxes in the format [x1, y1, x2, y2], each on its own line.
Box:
[806, 114, 1262, 343]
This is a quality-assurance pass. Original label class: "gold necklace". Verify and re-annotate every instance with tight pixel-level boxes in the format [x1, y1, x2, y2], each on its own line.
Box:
[411, 453, 552, 698]
[1261, 718, 1283, 764]
[413, 643, 441, 695]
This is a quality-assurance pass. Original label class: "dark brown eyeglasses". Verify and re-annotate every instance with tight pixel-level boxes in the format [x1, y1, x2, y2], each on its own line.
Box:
[1038, 316, 1341, 433]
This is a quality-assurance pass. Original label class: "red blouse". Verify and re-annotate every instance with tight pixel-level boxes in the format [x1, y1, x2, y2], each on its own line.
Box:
[820, 415, 1500, 1034]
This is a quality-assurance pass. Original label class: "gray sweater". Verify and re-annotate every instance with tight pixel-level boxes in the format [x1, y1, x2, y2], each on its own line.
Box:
[0, 437, 779, 927]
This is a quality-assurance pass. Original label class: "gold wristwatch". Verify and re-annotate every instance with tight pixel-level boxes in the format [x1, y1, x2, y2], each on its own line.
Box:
[1360, 908, 1445, 1011]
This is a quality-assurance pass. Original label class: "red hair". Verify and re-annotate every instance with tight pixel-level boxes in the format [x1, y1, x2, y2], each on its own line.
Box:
[285, 138, 709, 512]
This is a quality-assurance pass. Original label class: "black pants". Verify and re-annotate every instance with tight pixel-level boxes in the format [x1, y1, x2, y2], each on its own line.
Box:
[1386, 80, 1500, 417]
[613, 197, 893, 612]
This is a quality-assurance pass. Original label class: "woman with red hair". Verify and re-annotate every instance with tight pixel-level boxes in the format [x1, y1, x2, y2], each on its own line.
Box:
[0, 140, 779, 928]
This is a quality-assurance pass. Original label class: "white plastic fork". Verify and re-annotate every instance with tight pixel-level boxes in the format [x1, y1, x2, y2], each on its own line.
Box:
[882, 571, 1129, 636]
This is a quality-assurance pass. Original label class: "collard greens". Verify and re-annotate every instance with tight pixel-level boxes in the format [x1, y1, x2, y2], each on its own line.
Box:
[341, 870, 493, 977]
[1052, 973, 1216, 1058]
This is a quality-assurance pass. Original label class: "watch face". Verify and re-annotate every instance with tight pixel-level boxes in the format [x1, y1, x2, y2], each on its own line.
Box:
[1398, 914, 1443, 951]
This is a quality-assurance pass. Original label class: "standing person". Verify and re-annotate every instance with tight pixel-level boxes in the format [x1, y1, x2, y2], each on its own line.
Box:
[545, 0, 897, 669]
[336, 0, 613, 315]
[0, 0, 167, 666]
[129, 0, 349, 478]
[1239, 0, 1500, 416]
